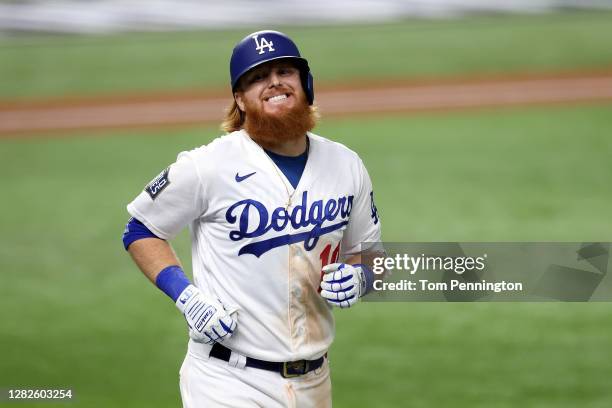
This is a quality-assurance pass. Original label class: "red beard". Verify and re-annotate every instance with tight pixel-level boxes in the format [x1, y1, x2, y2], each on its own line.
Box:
[243, 94, 317, 150]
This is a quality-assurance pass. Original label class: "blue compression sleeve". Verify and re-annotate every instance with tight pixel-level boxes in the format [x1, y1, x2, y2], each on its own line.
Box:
[122, 217, 161, 250]
[354, 263, 376, 295]
[155, 265, 191, 302]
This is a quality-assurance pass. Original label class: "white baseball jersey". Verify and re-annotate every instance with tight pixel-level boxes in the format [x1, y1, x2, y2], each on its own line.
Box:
[127, 129, 381, 362]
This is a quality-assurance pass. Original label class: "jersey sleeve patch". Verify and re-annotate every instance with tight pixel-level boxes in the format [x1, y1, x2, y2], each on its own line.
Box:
[370, 191, 379, 225]
[145, 167, 171, 200]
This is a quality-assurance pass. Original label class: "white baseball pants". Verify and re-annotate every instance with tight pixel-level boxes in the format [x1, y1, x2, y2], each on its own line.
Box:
[179, 342, 332, 407]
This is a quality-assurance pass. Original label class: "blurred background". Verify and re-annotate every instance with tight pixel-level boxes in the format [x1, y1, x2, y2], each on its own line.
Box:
[2, 1, 612, 407]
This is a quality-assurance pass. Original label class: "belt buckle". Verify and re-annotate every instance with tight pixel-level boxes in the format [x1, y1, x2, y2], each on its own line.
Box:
[282, 360, 309, 378]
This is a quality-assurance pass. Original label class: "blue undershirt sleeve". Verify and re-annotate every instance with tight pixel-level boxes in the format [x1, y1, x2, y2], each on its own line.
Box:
[122, 217, 163, 250]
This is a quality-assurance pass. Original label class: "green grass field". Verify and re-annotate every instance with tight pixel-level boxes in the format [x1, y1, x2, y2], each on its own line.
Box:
[2, 10, 612, 408]
[2, 103, 612, 407]
[2, 11, 612, 99]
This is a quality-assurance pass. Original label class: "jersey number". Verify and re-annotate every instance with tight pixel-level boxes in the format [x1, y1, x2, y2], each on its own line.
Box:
[318, 243, 340, 293]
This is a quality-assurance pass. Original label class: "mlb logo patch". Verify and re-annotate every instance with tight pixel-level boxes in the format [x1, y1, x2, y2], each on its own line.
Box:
[145, 167, 171, 200]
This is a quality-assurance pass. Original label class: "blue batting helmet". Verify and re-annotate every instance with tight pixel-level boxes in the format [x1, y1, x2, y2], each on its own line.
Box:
[230, 30, 314, 105]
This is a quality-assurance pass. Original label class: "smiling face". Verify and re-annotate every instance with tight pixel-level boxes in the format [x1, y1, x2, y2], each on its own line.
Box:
[235, 59, 306, 116]
[233, 59, 316, 150]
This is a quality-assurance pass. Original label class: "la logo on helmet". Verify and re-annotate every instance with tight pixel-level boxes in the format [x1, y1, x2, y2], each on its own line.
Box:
[252, 35, 275, 54]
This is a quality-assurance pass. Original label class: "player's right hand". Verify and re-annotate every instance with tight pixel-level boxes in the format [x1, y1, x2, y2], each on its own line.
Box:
[175, 285, 237, 344]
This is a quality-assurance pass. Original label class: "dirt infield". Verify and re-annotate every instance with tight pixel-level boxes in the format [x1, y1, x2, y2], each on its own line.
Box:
[2, 70, 612, 137]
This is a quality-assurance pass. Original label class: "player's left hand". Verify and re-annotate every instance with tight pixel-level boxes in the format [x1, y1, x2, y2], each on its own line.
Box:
[320, 263, 367, 308]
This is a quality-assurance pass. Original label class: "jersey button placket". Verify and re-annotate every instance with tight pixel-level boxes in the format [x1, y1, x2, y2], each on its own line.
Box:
[287, 199, 305, 351]
[288, 231, 297, 350]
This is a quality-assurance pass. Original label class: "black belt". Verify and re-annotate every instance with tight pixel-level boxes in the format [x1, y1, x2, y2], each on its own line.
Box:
[209, 343, 325, 378]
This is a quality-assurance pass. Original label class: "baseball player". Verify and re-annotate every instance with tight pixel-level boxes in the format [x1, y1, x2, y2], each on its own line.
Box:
[123, 30, 382, 407]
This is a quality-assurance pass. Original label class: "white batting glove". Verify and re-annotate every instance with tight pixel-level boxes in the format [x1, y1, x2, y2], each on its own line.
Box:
[176, 285, 237, 344]
[320, 263, 367, 308]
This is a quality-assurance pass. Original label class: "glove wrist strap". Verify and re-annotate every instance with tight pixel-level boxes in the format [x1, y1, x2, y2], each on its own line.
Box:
[353, 264, 375, 297]
[175, 284, 199, 312]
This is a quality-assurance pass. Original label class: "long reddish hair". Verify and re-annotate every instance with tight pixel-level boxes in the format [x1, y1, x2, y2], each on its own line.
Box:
[220, 100, 245, 133]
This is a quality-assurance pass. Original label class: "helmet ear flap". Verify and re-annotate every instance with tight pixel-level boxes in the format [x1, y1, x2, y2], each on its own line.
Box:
[304, 72, 314, 105]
